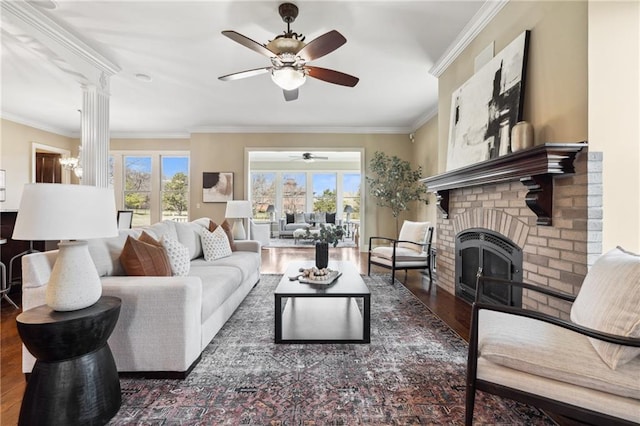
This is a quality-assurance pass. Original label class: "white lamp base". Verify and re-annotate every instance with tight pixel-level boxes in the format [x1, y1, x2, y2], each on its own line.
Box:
[46, 240, 102, 311]
[231, 219, 247, 240]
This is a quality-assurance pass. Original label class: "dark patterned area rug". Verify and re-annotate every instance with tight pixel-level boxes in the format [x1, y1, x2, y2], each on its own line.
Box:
[110, 274, 553, 425]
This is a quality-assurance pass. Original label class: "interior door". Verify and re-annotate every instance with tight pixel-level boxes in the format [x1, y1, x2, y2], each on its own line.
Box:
[35, 152, 62, 183]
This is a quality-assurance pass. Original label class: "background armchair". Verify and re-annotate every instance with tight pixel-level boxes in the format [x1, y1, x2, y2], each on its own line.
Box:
[368, 220, 433, 285]
[249, 219, 270, 248]
[466, 247, 640, 425]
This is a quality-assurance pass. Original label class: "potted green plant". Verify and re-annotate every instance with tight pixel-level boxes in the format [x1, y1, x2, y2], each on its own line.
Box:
[305, 224, 346, 268]
[366, 151, 429, 236]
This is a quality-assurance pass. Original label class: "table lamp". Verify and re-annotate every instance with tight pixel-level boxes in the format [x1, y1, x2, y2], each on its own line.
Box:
[344, 204, 353, 221]
[266, 204, 276, 222]
[12, 183, 118, 311]
[225, 200, 252, 240]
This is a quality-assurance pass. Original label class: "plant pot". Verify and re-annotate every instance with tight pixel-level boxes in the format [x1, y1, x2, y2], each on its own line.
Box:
[315, 242, 329, 269]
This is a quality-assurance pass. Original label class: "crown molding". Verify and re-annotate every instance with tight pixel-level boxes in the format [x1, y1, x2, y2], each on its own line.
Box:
[1, 0, 120, 79]
[429, 0, 509, 77]
[1, 112, 74, 138]
[411, 106, 439, 132]
[109, 132, 192, 140]
[188, 125, 411, 135]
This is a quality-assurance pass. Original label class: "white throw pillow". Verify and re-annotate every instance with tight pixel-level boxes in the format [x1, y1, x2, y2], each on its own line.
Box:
[160, 236, 190, 276]
[200, 226, 232, 261]
[570, 246, 640, 369]
[398, 221, 430, 252]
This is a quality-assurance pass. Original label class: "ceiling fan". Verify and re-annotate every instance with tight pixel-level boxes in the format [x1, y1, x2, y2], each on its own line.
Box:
[290, 152, 329, 162]
[218, 2, 359, 101]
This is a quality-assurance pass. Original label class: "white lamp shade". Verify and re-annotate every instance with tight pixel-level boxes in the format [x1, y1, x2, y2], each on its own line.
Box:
[12, 183, 118, 241]
[225, 200, 252, 219]
[12, 183, 118, 311]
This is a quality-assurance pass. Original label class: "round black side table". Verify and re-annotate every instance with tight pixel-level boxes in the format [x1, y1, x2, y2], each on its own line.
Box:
[17, 296, 122, 426]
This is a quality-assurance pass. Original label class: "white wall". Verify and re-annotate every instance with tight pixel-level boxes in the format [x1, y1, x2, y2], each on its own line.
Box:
[588, 1, 640, 252]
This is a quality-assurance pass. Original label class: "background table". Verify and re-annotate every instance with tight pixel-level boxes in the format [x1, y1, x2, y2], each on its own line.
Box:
[17, 296, 122, 426]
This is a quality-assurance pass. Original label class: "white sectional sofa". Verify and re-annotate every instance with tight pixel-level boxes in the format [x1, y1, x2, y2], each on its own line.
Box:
[21, 217, 261, 378]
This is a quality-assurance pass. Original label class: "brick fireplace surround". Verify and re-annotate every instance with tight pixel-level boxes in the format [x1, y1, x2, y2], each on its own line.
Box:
[431, 149, 601, 320]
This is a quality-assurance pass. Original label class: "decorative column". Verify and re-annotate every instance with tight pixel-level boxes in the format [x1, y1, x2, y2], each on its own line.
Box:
[81, 74, 111, 188]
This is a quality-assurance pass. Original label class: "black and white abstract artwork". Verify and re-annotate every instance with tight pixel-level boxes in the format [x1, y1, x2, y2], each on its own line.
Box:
[446, 30, 530, 171]
[203, 172, 233, 202]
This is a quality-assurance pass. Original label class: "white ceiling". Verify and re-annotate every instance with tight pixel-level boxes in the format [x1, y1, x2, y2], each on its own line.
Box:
[1, 0, 494, 138]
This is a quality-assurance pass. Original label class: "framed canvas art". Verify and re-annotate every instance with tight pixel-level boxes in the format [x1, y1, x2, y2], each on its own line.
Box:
[446, 30, 530, 171]
[203, 172, 233, 202]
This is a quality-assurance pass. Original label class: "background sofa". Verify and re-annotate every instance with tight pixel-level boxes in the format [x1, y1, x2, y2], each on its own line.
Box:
[21, 217, 261, 378]
[279, 212, 341, 238]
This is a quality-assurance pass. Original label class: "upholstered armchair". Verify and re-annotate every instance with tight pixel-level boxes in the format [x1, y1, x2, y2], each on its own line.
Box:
[465, 247, 640, 425]
[368, 220, 433, 284]
[249, 219, 270, 248]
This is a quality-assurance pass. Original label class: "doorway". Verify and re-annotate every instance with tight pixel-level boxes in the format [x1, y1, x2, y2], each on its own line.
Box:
[31, 142, 72, 184]
[247, 149, 364, 249]
[35, 152, 62, 183]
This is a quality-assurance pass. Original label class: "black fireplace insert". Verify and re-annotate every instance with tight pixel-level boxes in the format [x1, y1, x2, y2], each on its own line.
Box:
[455, 228, 523, 306]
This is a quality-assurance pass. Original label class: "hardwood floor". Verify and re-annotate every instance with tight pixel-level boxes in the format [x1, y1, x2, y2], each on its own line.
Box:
[0, 247, 470, 425]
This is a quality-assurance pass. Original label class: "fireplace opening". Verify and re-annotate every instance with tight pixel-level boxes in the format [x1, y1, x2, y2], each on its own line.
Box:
[455, 229, 523, 306]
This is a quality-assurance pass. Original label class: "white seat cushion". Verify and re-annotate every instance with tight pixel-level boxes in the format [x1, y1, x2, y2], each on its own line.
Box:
[478, 310, 640, 399]
[371, 246, 429, 263]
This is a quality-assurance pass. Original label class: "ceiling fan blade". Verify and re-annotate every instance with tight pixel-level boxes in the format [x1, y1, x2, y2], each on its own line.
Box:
[222, 30, 276, 57]
[283, 89, 299, 102]
[297, 30, 346, 62]
[306, 66, 359, 87]
[219, 67, 272, 81]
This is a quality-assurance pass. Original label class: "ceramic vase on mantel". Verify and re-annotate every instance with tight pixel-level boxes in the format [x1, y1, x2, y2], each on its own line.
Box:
[315, 242, 329, 269]
[511, 121, 534, 152]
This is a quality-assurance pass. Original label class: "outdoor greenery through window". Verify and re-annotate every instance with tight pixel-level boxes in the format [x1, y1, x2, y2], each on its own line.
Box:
[115, 152, 189, 227]
[124, 156, 152, 226]
[161, 156, 189, 222]
[251, 172, 275, 220]
[343, 173, 361, 220]
[313, 173, 337, 212]
[282, 173, 306, 214]
[250, 171, 361, 221]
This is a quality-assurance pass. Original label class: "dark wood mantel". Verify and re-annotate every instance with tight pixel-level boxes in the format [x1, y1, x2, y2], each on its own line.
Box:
[420, 142, 587, 225]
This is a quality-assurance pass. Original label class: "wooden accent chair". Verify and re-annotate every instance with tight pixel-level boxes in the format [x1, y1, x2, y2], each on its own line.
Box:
[368, 221, 433, 285]
[465, 247, 640, 425]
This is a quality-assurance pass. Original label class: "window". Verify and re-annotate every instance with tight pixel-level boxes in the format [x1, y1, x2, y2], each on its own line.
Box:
[342, 173, 361, 220]
[112, 151, 189, 227]
[251, 172, 276, 220]
[282, 173, 306, 213]
[312, 173, 337, 212]
[124, 156, 152, 227]
[161, 157, 189, 222]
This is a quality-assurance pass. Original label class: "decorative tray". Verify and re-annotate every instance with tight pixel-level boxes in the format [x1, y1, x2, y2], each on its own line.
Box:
[297, 270, 342, 285]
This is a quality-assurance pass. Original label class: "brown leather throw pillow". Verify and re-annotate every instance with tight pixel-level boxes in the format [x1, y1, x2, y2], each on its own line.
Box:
[120, 235, 172, 276]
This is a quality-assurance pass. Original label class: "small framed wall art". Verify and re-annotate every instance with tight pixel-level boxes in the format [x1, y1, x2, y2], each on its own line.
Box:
[203, 172, 233, 202]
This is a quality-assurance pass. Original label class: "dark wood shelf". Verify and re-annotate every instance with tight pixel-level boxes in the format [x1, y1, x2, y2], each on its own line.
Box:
[420, 142, 587, 225]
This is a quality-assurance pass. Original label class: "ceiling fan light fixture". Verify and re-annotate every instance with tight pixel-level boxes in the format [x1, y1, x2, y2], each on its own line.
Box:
[271, 67, 306, 91]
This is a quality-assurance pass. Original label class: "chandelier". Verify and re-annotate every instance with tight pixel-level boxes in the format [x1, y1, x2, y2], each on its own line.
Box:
[59, 146, 83, 179]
